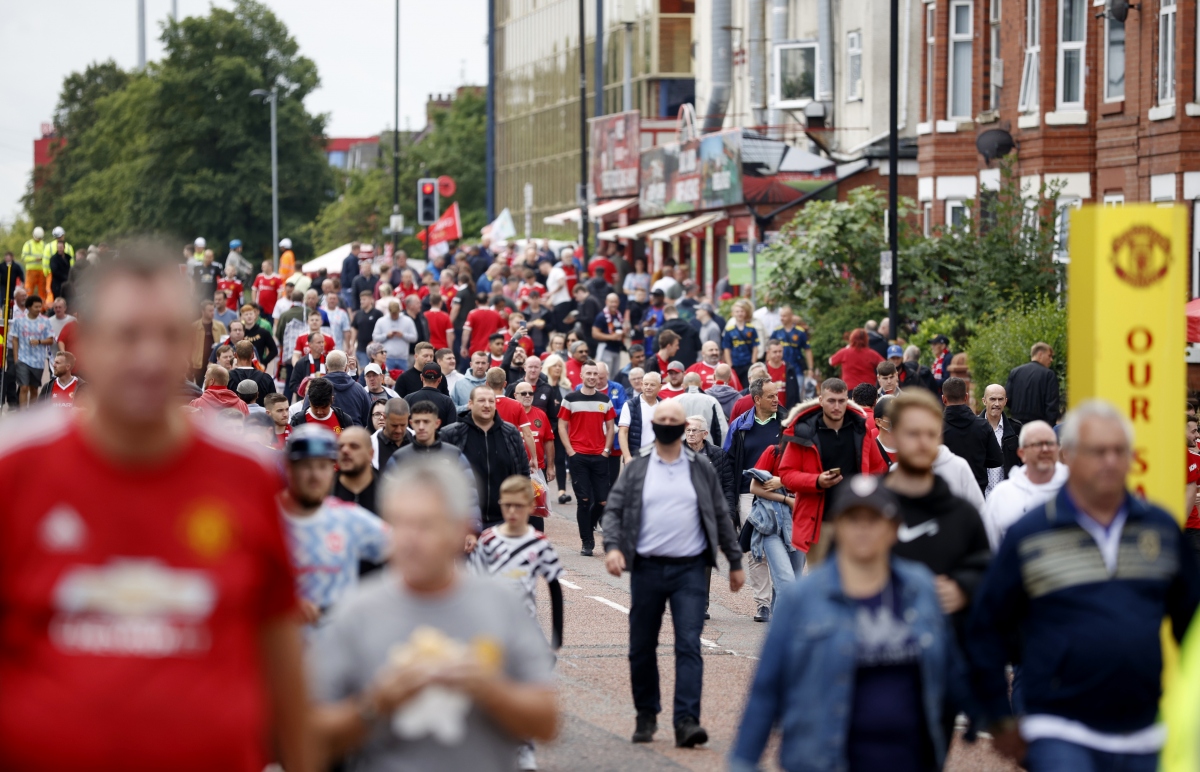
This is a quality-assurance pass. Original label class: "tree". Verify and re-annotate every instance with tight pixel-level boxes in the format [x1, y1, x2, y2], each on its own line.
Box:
[308, 90, 487, 258]
[24, 0, 333, 262]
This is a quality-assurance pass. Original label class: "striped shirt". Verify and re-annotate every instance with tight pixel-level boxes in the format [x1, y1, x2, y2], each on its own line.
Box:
[559, 390, 615, 456]
[469, 525, 564, 618]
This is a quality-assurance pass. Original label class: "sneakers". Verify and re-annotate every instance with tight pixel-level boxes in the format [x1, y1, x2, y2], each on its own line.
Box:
[674, 717, 708, 748]
[753, 605, 771, 623]
[558, 492, 573, 504]
[517, 743, 538, 770]
[580, 548, 594, 557]
[632, 711, 657, 743]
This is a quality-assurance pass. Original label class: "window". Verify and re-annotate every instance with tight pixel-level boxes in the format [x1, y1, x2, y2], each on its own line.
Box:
[1057, 0, 1086, 109]
[946, 200, 969, 228]
[773, 42, 819, 107]
[1054, 198, 1082, 259]
[1019, 0, 1041, 112]
[847, 31, 863, 101]
[948, 0, 973, 120]
[924, 202, 934, 236]
[1159, 0, 1176, 103]
[926, 5, 936, 121]
[1105, 17, 1125, 100]
[1103, 193, 1125, 207]
[990, 0, 1002, 110]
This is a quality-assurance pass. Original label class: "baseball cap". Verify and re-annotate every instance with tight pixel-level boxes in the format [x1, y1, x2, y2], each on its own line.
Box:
[421, 363, 442, 379]
[285, 424, 339, 462]
[667, 361, 685, 373]
[651, 288, 665, 296]
[363, 363, 383, 376]
[229, 239, 243, 249]
[928, 334, 950, 345]
[829, 475, 900, 520]
[886, 344, 904, 358]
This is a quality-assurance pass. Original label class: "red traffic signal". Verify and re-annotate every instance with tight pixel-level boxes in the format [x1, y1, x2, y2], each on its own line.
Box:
[421, 182, 435, 196]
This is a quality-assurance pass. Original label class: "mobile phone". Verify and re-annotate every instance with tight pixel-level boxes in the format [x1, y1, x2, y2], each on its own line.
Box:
[827, 467, 842, 477]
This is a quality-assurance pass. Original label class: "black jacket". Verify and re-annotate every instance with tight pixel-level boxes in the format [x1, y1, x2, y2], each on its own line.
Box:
[867, 329, 888, 360]
[288, 355, 324, 398]
[900, 360, 937, 393]
[694, 440, 737, 526]
[242, 324, 279, 367]
[942, 404, 1005, 494]
[405, 386, 458, 428]
[601, 447, 743, 572]
[289, 405, 353, 430]
[395, 366, 449, 398]
[887, 473, 991, 638]
[660, 318, 701, 367]
[978, 410, 1023, 476]
[505, 375, 561, 437]
[227, 366, 276, 407]
[499, 337, 531, 386]
[439, 413, 531, 525]
[1005, 360, 1060, 426]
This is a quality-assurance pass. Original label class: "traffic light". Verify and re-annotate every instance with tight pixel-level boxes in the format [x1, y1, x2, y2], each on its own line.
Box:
[417, 178, 439, 225]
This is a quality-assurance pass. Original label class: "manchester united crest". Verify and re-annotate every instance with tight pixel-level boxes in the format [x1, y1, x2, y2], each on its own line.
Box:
[1110, 225, 1171, 288]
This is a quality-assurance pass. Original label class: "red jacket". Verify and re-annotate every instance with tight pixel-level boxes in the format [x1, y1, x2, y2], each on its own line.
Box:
[777, 399, 888, 551]
[190, 386, 250, 416]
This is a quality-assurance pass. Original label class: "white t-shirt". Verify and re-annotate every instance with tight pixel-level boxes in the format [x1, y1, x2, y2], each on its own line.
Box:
[618, 396, 658, 452]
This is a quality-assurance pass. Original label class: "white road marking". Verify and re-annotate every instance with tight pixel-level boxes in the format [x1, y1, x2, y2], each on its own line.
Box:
[586, 596, 630, 614]
[560, 579, 582, 590]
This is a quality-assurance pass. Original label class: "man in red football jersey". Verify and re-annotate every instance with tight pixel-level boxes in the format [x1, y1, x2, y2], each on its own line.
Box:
[0, 248, 313, 772]
[216, 262, 243, 310]
[38, 350, 83, 406]
[252, 259, 284, 316]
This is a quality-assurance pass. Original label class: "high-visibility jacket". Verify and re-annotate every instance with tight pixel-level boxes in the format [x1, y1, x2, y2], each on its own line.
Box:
[21, 239, 45, 271]
[43, 241, 75, 270]
[279, 249, 296, 279]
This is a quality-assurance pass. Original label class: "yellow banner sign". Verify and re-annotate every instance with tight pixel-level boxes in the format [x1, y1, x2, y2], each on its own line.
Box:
[1068, 204, 1187, 521]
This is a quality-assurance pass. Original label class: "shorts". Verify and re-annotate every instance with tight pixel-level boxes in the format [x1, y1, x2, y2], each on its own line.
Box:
[16, 361, 43, 387]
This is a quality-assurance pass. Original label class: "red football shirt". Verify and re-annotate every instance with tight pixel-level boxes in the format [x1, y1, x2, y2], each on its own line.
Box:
[566, 357, 584, 388]
[525, 406, 552, 468]
[252, 273, 283, 315]
[766, 362, 789, 406]
[1188, 450, 1200, 529]
[49, 377, 80, 407]
[56, 319, 80, 373]
[686, 361, 743, 391]
[496, 396, 532, 430]
[558, 390, 615, 456]
[425, 308, 452, 350]
[658, 385, 686, 400]
[466, 308, 505, 354]
[305, 408, 343, 434]
[216, 277, 243, 310]
[730, 393, 755, 422]
[0, 414, 296, 771]
[293, 334, 337, 357]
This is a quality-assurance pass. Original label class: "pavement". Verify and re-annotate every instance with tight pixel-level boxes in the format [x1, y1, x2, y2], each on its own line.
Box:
[527, 492, 1021, 772]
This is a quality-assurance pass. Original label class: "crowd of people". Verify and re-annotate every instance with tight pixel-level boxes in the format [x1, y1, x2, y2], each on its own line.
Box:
[0, 228, 1198, 772]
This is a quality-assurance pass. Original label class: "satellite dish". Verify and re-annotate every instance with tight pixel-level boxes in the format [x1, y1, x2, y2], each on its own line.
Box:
[1109, 0, 1133, 23]
[976, 129, 1016, 164]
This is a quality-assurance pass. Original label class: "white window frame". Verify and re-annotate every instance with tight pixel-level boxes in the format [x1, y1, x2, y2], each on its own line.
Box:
[946, 200, 969, 229]
[1057, 0, 1087, 111]
[1104, 16, 1126, 102]
[1054, 197, 1082, 260]
[926, 5, 937, 121]
[990, 0, 1002, 110]
[1158, 0, 1176, 104]
[947, 0, 974, 120]
[772, 41, 821, 108]
[1103, 193, 1125, 207]
[847, 31, 863, 101]
[924, 202, 934, 236]
[1019, 0, 1041, 112]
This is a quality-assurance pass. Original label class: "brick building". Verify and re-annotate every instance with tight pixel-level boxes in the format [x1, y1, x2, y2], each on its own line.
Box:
[918, 0, 1200, 288]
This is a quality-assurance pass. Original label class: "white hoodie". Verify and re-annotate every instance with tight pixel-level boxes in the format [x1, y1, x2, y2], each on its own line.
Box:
[888, 445, 984, 511]
[980, 462, 1069, 550]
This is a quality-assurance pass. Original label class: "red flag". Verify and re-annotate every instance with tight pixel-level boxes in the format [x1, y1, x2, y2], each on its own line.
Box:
[415, 202, 462, 246]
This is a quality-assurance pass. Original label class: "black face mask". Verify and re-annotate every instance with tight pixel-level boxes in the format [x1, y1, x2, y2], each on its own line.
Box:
[651, 421, 686, 445]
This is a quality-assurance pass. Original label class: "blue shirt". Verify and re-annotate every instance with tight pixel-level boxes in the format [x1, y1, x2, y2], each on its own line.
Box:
[722, 324, 759, 367]
[10, 314, 54, 369]
[283, 498, 389, 615]
[771, 326, 810, 371]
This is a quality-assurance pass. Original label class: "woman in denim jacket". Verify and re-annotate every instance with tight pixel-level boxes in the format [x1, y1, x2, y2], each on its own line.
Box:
[731, 475, 967, 772]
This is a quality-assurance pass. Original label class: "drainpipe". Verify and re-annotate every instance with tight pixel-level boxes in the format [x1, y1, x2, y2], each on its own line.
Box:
[766, 0, 789, 138]
[748, 0, 766, 128]
[817, 0, 833, 103]
[702, 0, 733, 131]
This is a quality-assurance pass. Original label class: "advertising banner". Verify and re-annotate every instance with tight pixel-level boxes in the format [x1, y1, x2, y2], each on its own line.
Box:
[590, 111, 641, 200]
[639, 130, 743, 216]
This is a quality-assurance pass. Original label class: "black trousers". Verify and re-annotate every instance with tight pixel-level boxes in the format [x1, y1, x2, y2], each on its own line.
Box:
[569, 453, 610, 549]
[553, 435, 569, 492]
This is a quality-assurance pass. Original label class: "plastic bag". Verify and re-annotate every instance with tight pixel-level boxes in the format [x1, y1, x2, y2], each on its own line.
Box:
[531, 469, 551, 521]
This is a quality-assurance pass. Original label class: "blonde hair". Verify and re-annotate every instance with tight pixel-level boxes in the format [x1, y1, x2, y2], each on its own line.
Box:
[499, 475, 535, 501]
[542, 354, 572, 390]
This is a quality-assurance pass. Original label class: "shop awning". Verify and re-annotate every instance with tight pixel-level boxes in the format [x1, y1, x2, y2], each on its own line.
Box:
[541, 197, 637, 226]
[650, 212, 726, 241]
[597, 216, 685, 241]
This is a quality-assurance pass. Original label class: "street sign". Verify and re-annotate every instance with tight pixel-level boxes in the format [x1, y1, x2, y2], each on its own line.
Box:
[880, 250, 893, 285]
[437, 176, 456, 198]
[390, 214, 404, 232]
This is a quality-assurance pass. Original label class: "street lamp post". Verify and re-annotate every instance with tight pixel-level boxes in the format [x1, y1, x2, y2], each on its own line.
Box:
[250, 88, 280, 272]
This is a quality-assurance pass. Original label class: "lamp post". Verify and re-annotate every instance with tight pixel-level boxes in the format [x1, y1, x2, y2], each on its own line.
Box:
[577, 0, 589, 257]
[250, 88, 280, 272]
[393, 0, 400, 258]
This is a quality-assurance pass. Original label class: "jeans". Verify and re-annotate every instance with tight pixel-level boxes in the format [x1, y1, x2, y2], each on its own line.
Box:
[1024, 738, 1158, 772]
[569, 453, 610, 549]
[385, 356, 407, 372]
[629, 556, 707, 726]
[762, 535, 805, 608]
[739, 494, 773, 608]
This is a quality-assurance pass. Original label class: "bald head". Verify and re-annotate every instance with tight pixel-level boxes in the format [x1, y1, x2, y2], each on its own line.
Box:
[714, 363, 733, 384]
[982, 382, 1008, 420]
[683, 372, 702, 389]
[654, 399, 686, 425]
[325, 350, 348, 372]
[204, 364, 229, 388]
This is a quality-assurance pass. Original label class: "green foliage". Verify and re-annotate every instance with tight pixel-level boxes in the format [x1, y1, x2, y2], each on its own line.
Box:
[0, 217, 35, 261]
[25, 0, 333, 261]
[966, 298, 1066, 396]
[308, 91, 487, 257]
[807, 293, 886, 373]
[913, 312, 973, 364]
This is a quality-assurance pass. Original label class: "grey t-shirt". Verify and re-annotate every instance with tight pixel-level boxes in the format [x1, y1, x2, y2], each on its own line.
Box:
[309, 572, 554, 772]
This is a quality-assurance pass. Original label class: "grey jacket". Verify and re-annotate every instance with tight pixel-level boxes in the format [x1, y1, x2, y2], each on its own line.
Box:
[601, 447, 743, 572]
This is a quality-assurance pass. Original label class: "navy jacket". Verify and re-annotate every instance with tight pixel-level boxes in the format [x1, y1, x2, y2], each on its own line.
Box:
[967, 488, 1200, 733]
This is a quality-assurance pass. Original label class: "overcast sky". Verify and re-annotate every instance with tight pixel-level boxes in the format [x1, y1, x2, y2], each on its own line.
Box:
[0, 0, 488, 226]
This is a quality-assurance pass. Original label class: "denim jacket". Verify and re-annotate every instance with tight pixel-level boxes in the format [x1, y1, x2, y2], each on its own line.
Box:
[730, 557, 961, 772]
